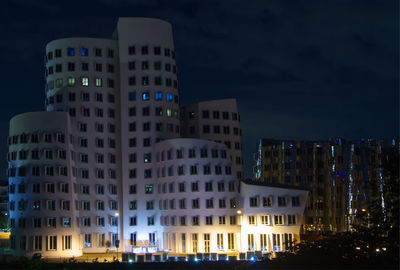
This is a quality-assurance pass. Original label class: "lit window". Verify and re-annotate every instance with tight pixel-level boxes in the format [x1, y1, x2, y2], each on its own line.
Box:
[142, 92, 150, 101]
[217, 233, 224, 250]
[155, 92, 162, 101]
[261, 215, 269, 225]
[144, 153, 151, 163]
[166, 109, 172, 117]
[248, 216, 255, 225]
[95, 78, 102, 87]
[129, 92, 136, 101]
[67, 48, 74, 56]
[82, 77, 89, 86]
[145, 185, 153, 194]
[56, 79, 63, 88]
[248, 234, 254, 251]
[274, 215, 284, 225]
[129, 201, 137, 210]
[82, 93, 90, 101]
[67, 77, 75, 86]
[228, 233, 235, 250]
[84, 234, 91, 247]
[81, 48, 88, 56]
[63, 217, 71, 227]
[166, 93, 173, 102]
[263, 196, 272, 207]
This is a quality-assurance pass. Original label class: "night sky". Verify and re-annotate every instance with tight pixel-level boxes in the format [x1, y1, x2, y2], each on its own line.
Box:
[0, 0, 398, 178]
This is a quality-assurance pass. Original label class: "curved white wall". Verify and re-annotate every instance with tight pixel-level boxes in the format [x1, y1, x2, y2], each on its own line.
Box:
[117, 18, 180, 252]
[181, 99, 243, 181]
[8, 111, 81, 257]
[45, 38, 121, 253]
[154, 138, 240, 254]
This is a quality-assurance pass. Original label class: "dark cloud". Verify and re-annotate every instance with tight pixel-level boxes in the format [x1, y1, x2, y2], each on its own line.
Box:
[0, 0, 398, 178]
[352, 34, 380, 51]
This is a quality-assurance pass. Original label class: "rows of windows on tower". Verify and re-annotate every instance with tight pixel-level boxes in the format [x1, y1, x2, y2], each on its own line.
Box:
[46, 46, 175, 61]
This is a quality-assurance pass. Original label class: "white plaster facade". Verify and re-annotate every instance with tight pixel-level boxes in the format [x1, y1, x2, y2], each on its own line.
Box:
[154, 138, 240, 255]
[181, 99, 244, 181]
[8, 112, 81, 257]
[239, 182, 308, 253]
[7, 17, 308, 259]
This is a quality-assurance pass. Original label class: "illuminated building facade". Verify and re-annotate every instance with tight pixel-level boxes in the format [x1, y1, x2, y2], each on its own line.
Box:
[7, 17, 308, 259]
[240, 181, 308, 253]
[253, 138, 398, 233]
[180, 99, 244, 182]
[0, 179, 8, 243]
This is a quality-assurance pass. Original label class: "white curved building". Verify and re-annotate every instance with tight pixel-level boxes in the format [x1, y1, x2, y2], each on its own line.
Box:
[154, 138, 240, 255]
[7, 17, 308, 260]
[181, 99, 244, 181]
[8, 112, 81, 257]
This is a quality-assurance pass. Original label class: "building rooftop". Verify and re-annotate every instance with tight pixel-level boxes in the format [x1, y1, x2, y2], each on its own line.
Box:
[242, 179, 310, 191]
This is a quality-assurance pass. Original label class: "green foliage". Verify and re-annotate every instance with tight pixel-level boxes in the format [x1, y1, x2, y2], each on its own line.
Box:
[0, 215, 8, 230]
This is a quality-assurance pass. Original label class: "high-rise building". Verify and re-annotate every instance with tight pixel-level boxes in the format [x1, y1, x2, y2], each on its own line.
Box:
[7, 18, 308, 259]
[253, 138, 398, 233]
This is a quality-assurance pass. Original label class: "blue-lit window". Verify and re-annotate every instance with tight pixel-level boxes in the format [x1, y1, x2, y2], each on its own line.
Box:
[129, 92, 136, 101]
[155, 92, 162, 101]
[166, 93, 173, 102]
[63, 218, 71, 227]
[81, 48, 89, 56]
[67, 48, 75, 56]
[142, 92, 150, 101]
[82, 93, 90, 101]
